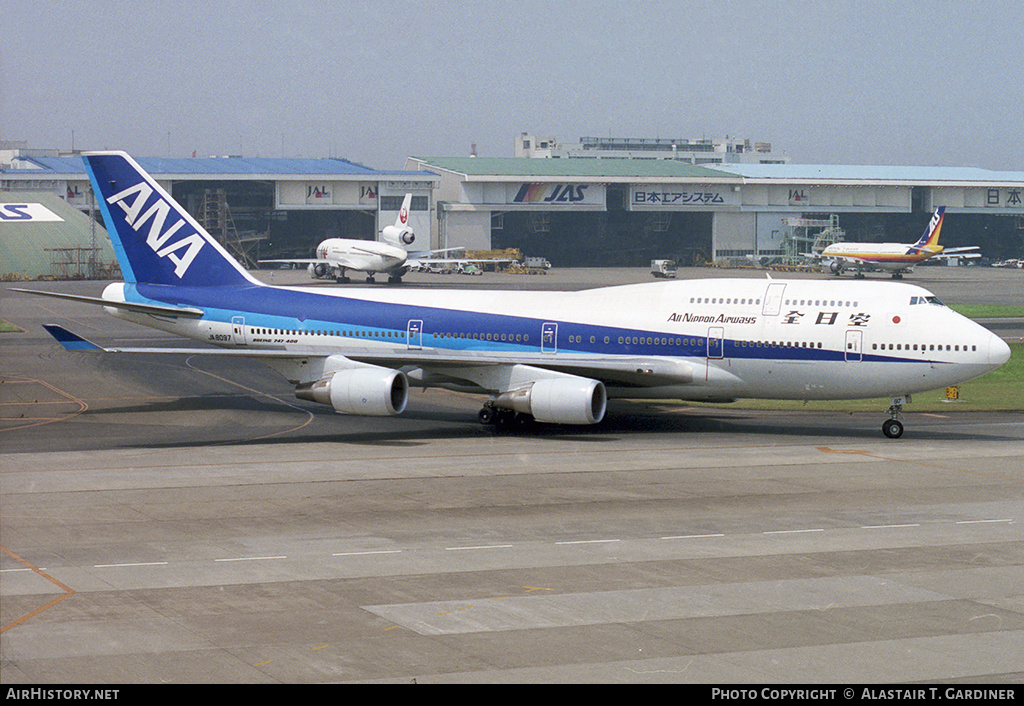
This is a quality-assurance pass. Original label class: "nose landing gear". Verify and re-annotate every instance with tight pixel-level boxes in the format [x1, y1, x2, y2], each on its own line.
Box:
[882, 418, 904, 439]
[882, 396, 909, 438]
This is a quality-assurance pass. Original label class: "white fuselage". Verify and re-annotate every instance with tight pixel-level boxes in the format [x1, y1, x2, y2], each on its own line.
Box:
[106, 276, 1010, 404]
[316, 238, 408, 276]
[821, 242, 939, 272]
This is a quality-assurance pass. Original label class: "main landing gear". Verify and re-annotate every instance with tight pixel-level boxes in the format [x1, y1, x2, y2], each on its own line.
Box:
[882, 395, 910, 438]
[478, 404, 535, 431]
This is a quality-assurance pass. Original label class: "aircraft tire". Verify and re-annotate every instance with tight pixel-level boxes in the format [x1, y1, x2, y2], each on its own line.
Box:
[882, 419, 904, 439]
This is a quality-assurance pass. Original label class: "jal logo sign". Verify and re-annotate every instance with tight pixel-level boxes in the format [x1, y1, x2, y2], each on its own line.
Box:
[788, 189, 809, 205]
[106, 181, 206, 278]
[513, 183, 589, 204]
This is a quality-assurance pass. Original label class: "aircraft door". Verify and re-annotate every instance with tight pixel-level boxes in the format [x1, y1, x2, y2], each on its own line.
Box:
[845, 329, 863, 362]
[541, 322, 558, 353]
[231, 316, 246, 345]
[762, 283, 787, 316]
[407, 319, 423, 349]
[707, 326, 725, 359]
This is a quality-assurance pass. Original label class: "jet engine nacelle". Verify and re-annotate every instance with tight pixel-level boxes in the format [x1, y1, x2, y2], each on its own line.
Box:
[494, 377, 607, 425]
[295, 366, 409, 416]
[311, 262, 331, 278]
[382, 225, 415, 247]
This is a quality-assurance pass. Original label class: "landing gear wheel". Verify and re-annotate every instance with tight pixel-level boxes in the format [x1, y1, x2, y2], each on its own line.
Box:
[883, 395, 909, 439]
[478, 407, 495, 425]
[882, 419, 904, 439]
[511, 412, 535, 431]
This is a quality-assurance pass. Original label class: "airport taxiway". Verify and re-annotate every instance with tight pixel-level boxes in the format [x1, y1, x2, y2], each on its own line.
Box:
[2, 267, 1022, 683]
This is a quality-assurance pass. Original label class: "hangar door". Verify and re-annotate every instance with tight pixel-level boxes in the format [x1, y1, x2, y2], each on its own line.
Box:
[441, 209, 492, 251]
[493, 209, 712, 267]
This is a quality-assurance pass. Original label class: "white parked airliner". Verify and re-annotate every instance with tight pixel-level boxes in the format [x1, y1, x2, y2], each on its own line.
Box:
[18, 152, 1010, 439]
[821, 207, 980, 278]
[262, 194, 416, 284]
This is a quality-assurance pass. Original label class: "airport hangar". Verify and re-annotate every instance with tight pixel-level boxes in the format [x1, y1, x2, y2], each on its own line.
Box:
[4, 151, 1024, 276]
[406, 156, 1024, 267]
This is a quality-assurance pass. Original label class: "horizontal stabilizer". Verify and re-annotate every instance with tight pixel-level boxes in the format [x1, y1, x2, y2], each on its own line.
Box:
[42, 324, 105, 351]
[11, 288, 205, 318]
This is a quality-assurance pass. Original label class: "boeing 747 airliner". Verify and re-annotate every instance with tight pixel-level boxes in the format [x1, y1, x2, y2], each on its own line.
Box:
[17, 152, 1010, 438]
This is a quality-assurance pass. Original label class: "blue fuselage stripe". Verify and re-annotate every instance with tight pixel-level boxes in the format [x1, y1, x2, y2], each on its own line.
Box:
[129, 283, 931, 365]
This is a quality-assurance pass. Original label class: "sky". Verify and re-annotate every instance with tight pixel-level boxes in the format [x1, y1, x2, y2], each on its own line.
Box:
[3, 0, 1022, 171]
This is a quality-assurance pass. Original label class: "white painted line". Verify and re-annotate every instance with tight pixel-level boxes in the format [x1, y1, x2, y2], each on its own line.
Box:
[332, 549, 403, 556]
[94, 561, 169, 568]
[445, 545, 514, 551]
[214, 555, 287, 562]
[763, 528, 825, 535]
[0, 567, 47, 573]
[661, 533, 725, 540]
[956, 519, 1014, 525]
[861, 523, 921, 529]
[555, 539, 621, 545]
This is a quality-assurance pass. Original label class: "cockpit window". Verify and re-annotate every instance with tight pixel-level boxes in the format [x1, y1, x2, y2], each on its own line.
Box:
[910, 295, 944, 306]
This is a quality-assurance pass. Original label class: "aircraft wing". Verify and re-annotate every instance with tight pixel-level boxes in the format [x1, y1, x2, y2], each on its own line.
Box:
[41, 325, 694, 390]
[407, 247, 468, 259]
[824, 254, 867, 266]
[260, 250, 383, 272]
[408, 257, 519, 270]
[259, 258, 324, 266]
[345, 349, 695, 388]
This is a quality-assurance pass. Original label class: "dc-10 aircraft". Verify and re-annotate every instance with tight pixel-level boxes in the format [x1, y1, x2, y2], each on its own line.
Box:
[18, 153, 1010, 439]
[262, 194, 416, 284]
[261, 197, 501, 283]
[820, 207, 980, 278]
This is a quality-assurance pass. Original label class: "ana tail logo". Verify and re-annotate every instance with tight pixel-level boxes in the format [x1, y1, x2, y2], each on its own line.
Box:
[106, 181, 206, 278]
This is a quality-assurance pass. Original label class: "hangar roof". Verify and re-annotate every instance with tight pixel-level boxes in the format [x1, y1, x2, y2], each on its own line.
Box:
[2, 156, 438, 180]
[691, 163, 1024, 187]
[409, 157, 1024, 188]
[408, 156, 732, 181]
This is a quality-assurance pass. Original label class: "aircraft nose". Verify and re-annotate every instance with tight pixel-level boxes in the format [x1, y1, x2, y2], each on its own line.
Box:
[989, 333, 1011, 367]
